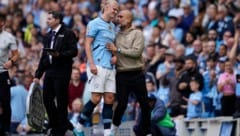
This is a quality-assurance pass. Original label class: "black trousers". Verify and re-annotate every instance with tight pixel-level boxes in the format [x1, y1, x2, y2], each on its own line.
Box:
[113, 70, 151, 135]
[221, 95, 236, 116]
[0, 71, 11, 134]
[235, 97, 240, 112]
[43, 75, 71, 136]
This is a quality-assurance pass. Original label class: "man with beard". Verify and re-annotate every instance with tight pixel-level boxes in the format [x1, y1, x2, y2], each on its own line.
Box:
[106, 9, 151, 136]
[168, 57, 186, 117]
[177, 57, 204, 115]
[207, 40, 219, 61]
[207, 29, 218, 41]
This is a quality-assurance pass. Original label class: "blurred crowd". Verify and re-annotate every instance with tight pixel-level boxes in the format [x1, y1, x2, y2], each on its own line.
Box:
[2, 0, 240, 134]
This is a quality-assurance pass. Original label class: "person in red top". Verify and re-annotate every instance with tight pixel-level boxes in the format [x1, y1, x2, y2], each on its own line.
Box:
[68, 67, 85, 111]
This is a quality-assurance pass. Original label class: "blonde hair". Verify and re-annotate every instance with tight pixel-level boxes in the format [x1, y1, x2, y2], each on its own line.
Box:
[101, 0, 118, 13]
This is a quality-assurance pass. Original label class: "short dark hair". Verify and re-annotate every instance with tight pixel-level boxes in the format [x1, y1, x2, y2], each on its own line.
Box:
[0, 13, 6, 21]
[185, 56, 197, 65]
[48, 11, 63, 23]
[207, 56, 216, 62]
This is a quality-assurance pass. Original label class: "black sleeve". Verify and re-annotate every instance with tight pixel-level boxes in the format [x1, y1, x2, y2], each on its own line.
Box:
[35, 36, 49, 79]
[58, 30, 78, 58]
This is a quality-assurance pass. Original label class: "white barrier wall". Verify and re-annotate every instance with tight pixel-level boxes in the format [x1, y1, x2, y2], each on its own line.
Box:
[81, 117, 240, 136]
[175, 117, 240, 136]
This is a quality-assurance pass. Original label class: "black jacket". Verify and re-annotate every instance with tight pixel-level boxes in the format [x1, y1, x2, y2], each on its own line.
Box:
[35, 25, 78, 79]
[177, 68, 204, 101]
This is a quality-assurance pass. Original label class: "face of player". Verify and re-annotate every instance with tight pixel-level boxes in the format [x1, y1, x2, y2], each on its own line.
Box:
[104, 1, 119, 20]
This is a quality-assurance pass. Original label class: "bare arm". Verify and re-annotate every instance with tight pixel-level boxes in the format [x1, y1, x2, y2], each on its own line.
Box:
[217, 82, 224, 92]
[85, 37, 98, 75]
[182, 96, 200, 105]
[229, 31, 239, 61]
[3, 49, 19, 69]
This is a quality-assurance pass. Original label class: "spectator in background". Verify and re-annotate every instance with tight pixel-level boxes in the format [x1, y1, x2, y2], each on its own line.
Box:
[183, 78, 203, 119]
[201, 57, 218, 117]
[198, 41, 209, 73]
[63, 2, 74, 28]
[156, 76, 170, 107]
[159, 0, 170, 17]
[156, 48, 175, 82]
[146, 72, 157, 96]
[175, 44, 185, 59]
[205, 4, 218, 31]
[218, 45, 228, 62]
[209, 69, 222, 117]
[217, 58, 227, 74]
[226, 0, 240, 16]
[161, 16, 183, 44]
[178, 2, 195, 33]
[23, 73, 33, 91]
[187, 39, 202, 62]
[217, 59, 236, 116]
[218, 30, 233, 51]
[145, 44, 166, 83]
[68, 98, 84, 129]
[229, 30, 240, 118]
[143, 8, 158, 45]
[23, 13, 38, 46]
[10, 76, 28, 133]
[207, 40, 218, 61]
[215, 5, 234, 41]
[68, 67, 85, 111]
[184, 32, 195, 56]
[168, 0, 184, 21]
[189, 1, 206, 37]
[207, 29, 218, 41]
[169, 57, 185, 118]
[0, 13, 19, 136]
[149, 26, 162, 44]
[177, 57, 203, 116]
[134, 94, 176, 136]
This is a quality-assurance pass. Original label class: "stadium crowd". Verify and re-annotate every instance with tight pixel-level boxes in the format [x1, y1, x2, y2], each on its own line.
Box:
[1, 0, 240, 135]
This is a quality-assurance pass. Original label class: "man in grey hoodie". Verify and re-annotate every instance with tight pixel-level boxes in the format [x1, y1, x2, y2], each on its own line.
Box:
[106, 9, 151, 136]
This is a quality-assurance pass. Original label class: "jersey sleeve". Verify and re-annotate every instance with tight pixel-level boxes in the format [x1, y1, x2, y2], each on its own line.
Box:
[86, 21, 98, 38]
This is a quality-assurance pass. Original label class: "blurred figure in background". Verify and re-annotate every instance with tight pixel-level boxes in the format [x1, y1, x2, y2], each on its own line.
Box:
[68, 67, 85, 111]
[0, 13, 19, 136]
[10, 76, 28, 134]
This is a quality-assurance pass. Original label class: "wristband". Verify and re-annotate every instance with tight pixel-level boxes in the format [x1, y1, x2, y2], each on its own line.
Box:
[117, 48, 121, 53]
